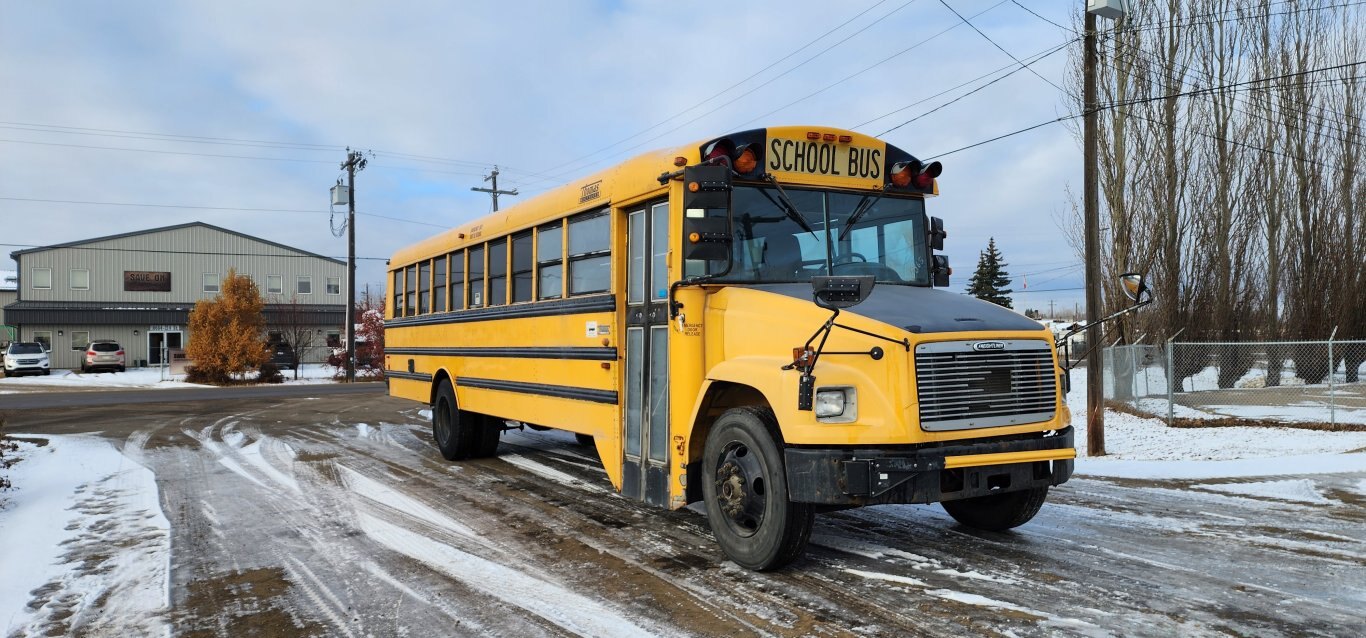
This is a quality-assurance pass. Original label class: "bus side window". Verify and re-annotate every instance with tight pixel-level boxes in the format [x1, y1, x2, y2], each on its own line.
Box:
[468, 245, 486, 308]
[488, 238, 508, 306]
[568, 210, 611, 295]
[511, 230, 533, 303]
[405, 264, 417, 316]
[537, 221, 564, 300]
[449, 249, 464, 311]
[392, 270, 403, 317]
[433, 255, 447, 313]
[418, 260, 431, 314]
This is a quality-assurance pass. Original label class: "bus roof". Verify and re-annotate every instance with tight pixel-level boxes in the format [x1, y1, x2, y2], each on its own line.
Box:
[389, 126, 919, 267]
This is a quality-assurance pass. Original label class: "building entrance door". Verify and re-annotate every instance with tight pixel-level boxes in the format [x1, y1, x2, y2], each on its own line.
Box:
[148, 330, 182, 365]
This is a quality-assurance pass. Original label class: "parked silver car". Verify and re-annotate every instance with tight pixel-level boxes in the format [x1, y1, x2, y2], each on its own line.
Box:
[3, 342, 51, 377]
[82, 340, 126, 373]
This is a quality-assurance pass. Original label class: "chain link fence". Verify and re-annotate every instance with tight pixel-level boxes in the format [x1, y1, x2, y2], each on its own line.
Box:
[1102, 339, 1366, 427]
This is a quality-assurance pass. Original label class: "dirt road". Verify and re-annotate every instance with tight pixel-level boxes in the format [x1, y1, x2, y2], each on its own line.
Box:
[5, 393, 1364, 637]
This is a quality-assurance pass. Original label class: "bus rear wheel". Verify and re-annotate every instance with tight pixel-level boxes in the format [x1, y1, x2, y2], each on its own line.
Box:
[432, 379, 482, 461]
[702, 407, 813, 571]
[941, 486, 1049, 531]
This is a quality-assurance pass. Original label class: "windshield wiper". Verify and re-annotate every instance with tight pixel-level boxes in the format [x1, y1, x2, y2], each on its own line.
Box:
[837, 185, 889, 241]
[762, 174, 818, 238]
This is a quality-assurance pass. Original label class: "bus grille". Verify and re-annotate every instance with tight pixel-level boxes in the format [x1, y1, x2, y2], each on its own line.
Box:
[915, 340, 1057, 431]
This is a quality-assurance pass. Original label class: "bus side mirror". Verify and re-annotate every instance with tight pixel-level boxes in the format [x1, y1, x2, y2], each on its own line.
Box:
[1120, 272, 1151, 304]
[929, 216, 946, 250]
[812, 275, 875, 309]
[682, 164, 733, 261]
[932, 255, 950, 287]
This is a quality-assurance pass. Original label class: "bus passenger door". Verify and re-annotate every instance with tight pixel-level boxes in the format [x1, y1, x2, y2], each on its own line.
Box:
[623, 201, 670, 506]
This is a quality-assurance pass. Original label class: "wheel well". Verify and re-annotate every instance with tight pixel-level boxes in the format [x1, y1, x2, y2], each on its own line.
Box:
[684, 381, 771, 504]
[429, 369, 452, 406]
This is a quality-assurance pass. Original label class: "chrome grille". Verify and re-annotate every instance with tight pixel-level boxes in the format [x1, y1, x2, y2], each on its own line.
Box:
[915, 340, 1057, 431]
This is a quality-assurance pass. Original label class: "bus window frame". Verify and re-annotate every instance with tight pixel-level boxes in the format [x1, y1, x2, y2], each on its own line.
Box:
[511, 230, 534, 304]
[449, 249, 465, 312]
[567, 208, 612, 296]
[488, 237, 508, 306]
[536, 221, 565, 300]
[392, 269, 403, 318]
[433, 255, 447, 313]
[405, 264, 418, 316]
[468, 244, 486, 308]
[418, 260, 431, 314]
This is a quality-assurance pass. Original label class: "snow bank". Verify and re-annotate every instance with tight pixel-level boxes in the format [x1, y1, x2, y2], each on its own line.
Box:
[0, 363, 343, 391]
[0, 435, 170, 636]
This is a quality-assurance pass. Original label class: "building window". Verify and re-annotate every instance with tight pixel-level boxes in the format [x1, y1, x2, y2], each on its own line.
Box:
[449, 250, 464, 311]
[203, 273, 220, 293]
[326, 330, 341, 347]
[468, 245, 485, 308]
[568, 210, 611, 295]
[433, 256, 447, 312]
[70, 269, 90, 291]
[33, 268, 52, 289]
[488, 238, 507, 306]
[268, 275, 283, 295]
[32, 331, 52, 350]
[537, 221, 563, 300]
[511, 231, 533, 303]
[71, 331, 91, 351]
[326, 276, 341, 295]
[297, 276, 312, 295]
[418, 261, 430, 314]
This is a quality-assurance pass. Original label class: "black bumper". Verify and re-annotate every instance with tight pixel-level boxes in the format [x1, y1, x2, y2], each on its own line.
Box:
[784, 427, 1074, 506]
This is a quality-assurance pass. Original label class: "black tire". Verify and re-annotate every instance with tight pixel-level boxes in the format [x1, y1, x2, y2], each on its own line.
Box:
[471, 416, 501, 458]
[118, 366, 126, 373]
[42, 369, 50, 376]
[431, 379, 477, 461]
[941, 486, 1049, 531]
[574, 433, 594, 447]
[702, 406, 814, 571]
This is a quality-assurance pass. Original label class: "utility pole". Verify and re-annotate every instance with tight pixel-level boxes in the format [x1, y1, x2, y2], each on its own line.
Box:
[1084, 5, 1103, 456]
[341, 149, 367, 383]
[1049, 299, 1056, 318]
[471, 165, 518, 211]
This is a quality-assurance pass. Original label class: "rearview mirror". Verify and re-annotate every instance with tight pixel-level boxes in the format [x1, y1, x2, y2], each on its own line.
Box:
[929, 216, 946, 251]
[932, 255, 950, 288]
[812, 275, 875, 309]
[1119, 272, 1150, 304]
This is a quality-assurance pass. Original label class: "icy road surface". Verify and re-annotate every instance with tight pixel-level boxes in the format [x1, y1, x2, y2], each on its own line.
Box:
[2, 394, 1364, 637]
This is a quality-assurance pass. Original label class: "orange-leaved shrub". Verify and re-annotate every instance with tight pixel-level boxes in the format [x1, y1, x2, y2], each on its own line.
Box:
[186, 269, 269, 384]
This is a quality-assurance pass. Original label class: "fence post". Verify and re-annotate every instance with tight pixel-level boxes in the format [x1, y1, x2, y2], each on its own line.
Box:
[1329, 327, 1338, 427]
[1166, 329, 1184, 427]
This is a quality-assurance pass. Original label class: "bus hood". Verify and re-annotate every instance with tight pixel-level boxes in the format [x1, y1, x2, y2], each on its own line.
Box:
[752, 284, 1044, 334]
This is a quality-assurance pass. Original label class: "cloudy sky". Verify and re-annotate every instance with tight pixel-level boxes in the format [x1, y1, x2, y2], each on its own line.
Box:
[1, 0, 1089, 315]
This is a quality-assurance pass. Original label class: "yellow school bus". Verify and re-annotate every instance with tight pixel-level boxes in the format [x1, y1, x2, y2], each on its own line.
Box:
[386, 126, 1079, 570]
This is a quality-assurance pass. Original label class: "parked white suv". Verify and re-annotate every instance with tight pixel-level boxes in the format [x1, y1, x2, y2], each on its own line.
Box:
[3, 342, 51, 377]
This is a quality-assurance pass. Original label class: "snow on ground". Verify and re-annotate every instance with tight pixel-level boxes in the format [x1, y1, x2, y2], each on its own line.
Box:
[0, 435, 170, 636]
[0, 363, 343, 392]
[1068, 374, 1366, 478]
[1196, 479, 1334, 504]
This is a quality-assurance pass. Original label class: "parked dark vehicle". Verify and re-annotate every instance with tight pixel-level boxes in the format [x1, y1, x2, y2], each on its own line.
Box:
[82, 340, 126, 373]
[269, 343, 297, 370]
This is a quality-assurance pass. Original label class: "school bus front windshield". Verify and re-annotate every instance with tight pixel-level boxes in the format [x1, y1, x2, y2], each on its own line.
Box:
[685, 185, 929, 285]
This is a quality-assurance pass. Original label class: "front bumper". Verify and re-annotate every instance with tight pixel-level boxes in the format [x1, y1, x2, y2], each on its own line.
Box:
[785, 427, 1075, 506]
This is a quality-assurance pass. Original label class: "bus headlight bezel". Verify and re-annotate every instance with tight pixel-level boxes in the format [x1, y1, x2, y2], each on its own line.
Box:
[814, 386, 857, 424]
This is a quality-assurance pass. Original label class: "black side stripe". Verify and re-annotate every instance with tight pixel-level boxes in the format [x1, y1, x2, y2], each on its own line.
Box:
[456, 377, 618, 405]
[386, 346, 617, 361]
[386, 294, 615, 328]
[387, 370, 433, 382]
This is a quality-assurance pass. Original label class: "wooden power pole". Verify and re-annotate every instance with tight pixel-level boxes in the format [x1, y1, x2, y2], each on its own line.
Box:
[471, 166, 518, 211]
[341, 149, 366, 383]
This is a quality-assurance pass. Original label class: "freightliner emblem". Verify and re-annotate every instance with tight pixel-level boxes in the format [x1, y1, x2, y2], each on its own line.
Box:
[972, 341, 1006, 351]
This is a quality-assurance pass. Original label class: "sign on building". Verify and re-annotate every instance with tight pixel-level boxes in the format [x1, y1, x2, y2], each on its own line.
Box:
[124, 271, 172, 292]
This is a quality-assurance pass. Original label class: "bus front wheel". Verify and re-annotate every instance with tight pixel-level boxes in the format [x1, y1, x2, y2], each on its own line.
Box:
[702, 407, 814, 571]
[941, 486, 1049, 531]
[432, 379, 479, 461]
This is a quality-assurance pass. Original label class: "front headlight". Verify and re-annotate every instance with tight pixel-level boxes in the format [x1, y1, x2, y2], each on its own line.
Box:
[814, 387, 857, 423]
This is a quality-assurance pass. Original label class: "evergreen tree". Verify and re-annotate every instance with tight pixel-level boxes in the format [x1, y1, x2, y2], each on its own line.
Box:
[966, 237, 1013, 309]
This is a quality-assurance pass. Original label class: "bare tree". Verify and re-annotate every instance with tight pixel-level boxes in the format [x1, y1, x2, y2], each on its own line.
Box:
[274, 295, 318, 381]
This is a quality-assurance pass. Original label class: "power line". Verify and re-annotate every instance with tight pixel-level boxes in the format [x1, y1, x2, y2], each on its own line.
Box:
[539, 0, 927, 183]
[536, 0, 898, 179]
[0, 196, 450, 229]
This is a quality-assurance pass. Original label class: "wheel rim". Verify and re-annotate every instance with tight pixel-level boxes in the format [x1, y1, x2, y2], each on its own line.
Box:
[434, 397, 453, 447]
[713, 440, 768, 538]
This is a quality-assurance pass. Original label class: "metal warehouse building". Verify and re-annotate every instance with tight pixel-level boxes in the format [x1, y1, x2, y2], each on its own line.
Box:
[4, 222, 347, 370]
